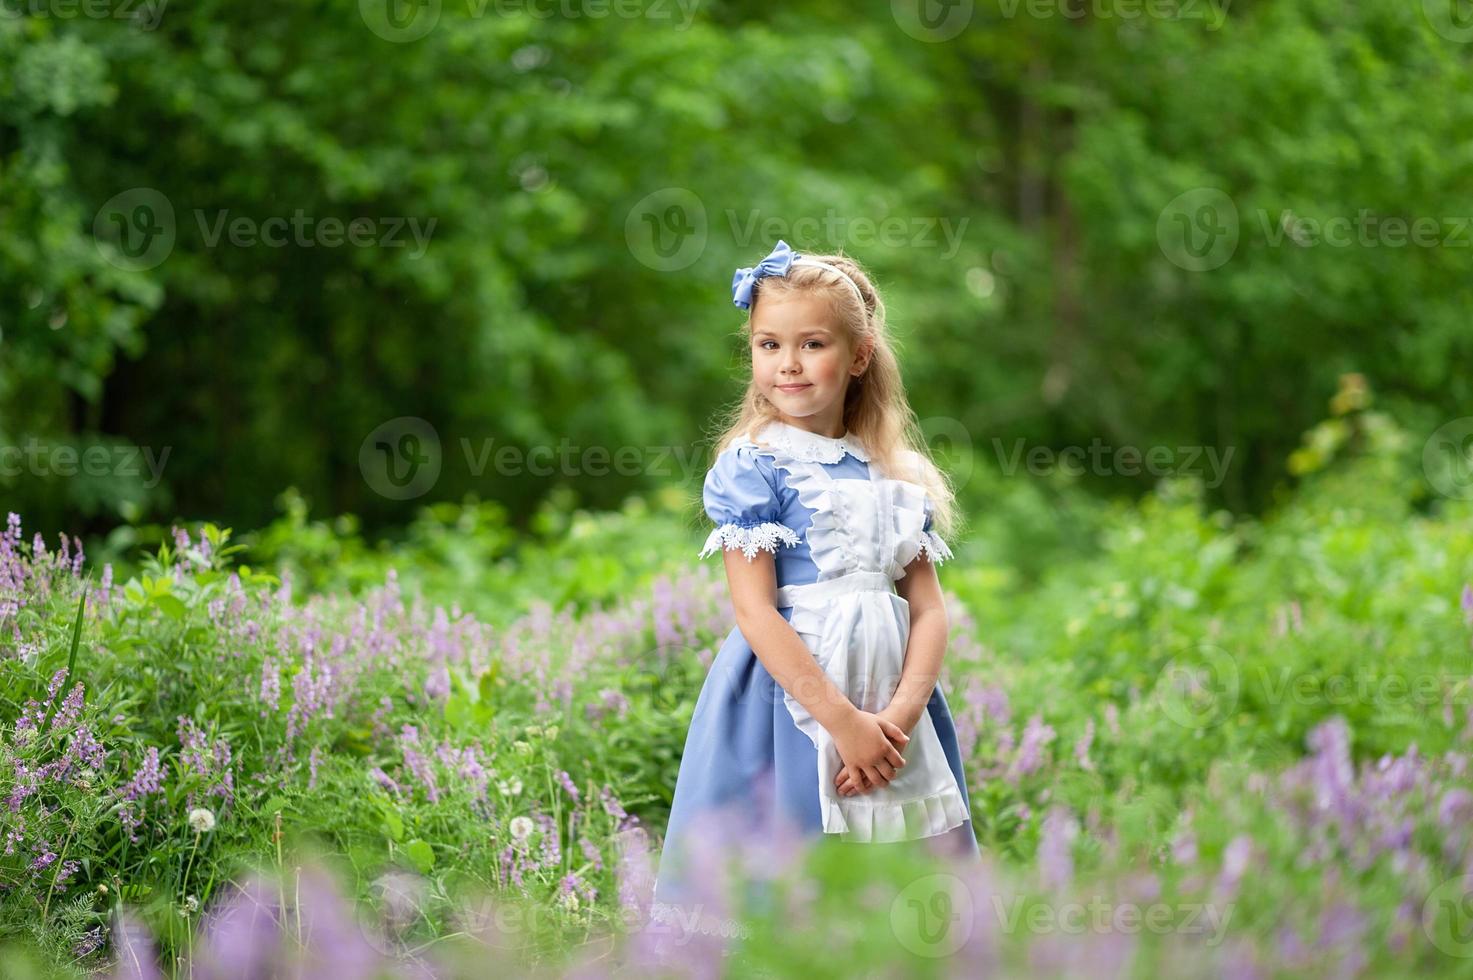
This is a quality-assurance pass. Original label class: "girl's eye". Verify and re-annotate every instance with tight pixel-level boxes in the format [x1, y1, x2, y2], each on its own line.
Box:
[757, 340, 824, 350]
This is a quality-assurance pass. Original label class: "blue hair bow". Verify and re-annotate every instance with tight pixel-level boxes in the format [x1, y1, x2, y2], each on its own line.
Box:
[731, 239, 799, 310]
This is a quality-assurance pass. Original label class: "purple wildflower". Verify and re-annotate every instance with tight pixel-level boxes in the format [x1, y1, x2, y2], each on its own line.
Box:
[370, 697, 395, 741]
[559, 870, 597, 907]
[1216, 835, 1253, 900]
[51, 683, 85, 731]
[368, 767, 402, 799]
[53, 858, 80, 892]
[111, 907, 162, 980]
[1172, 830, 1198, 865]
[30, 843, 58, 872]
[44, 668, 69, 703]
[192, 873, 285, 979]
[579, 835, 604, 872]
[1007, 714, 1056, 783]
[1438, 788, 1473, 829]
[258, 659, 281, 715]
[285, 656, 333, 741]
[176, 717, 235, 808]
[424, 666, 450, 702]
[1315, 901, 1368, 975]
[72, 926, 105, 959]
[1306, 717, 1355, 819]
[1073, 717, 1096, 772]
[600, 785, 640, 832]
[586, 688, 631, 723]
[535, 812, 561, 867]
[1038, 806, 1078, 890]
[118, 747, 164, 842]
[396, 725, 439, 803]
[612, 826, 656, 917]
[499, 844, 524, 890]
[63, 727, 107, 777]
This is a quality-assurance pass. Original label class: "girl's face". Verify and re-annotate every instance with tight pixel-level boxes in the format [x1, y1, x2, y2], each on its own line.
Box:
[750, 292, 867, 435]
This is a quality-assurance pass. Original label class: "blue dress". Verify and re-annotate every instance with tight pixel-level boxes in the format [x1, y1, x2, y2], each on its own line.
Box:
[650, 420, 981, 918]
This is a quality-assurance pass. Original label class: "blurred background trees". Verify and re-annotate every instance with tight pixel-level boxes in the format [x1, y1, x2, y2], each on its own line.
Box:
[4, 0, 1470, 540]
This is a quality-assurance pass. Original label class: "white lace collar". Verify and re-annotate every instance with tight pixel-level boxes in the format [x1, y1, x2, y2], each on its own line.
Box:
[749, 419, 871, 464]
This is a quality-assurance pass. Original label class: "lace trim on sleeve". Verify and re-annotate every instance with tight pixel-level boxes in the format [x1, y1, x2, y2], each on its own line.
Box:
[916, 529, 955, 565]
[698, 521, 802, 561]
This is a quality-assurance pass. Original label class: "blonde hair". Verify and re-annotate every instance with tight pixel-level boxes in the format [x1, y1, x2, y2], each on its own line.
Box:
[704, 247, 960, 541]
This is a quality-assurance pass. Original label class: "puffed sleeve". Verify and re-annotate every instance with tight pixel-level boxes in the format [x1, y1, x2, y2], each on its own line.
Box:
[697, 446, 802, 561]
[896, 448, 954, 565]
[917, 495, 955, 564]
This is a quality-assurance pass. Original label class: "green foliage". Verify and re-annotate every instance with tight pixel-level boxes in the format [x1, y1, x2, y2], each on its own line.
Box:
[945, 393, 1473, 865]
[233, 483, 705, 627]
[7, 1, 1471, 539]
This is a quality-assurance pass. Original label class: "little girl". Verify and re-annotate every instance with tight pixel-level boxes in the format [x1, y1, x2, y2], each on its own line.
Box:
[650, 240, 981, 923]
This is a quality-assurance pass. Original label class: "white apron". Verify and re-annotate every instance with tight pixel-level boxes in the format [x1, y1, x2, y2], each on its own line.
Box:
[756, 436, 969, 844]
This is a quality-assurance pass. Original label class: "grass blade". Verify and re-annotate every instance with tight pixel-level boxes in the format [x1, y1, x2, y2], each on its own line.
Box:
[41, 574, 91, 731]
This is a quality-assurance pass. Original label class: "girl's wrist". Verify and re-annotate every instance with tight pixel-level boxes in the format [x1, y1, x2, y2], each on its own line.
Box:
[815, 699, 861, 735]
[882, 702, 923, 735]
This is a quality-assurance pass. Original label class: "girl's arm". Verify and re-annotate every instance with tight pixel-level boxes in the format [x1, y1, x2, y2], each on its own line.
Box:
[721, 548, 910, 783]
[883, 554, 949, 735]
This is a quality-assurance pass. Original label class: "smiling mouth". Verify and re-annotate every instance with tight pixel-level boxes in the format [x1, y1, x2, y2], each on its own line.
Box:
[777, 384, 811, 391]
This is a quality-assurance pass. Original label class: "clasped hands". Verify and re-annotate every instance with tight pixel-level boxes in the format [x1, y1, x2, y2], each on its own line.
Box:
[829, 704, 916, 798]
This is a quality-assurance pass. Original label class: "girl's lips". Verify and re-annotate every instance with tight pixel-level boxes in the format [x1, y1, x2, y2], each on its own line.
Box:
[777, 384, 811, 391]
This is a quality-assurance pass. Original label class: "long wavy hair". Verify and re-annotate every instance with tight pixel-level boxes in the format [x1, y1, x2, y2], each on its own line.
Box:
[703, 246, 960, 541]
